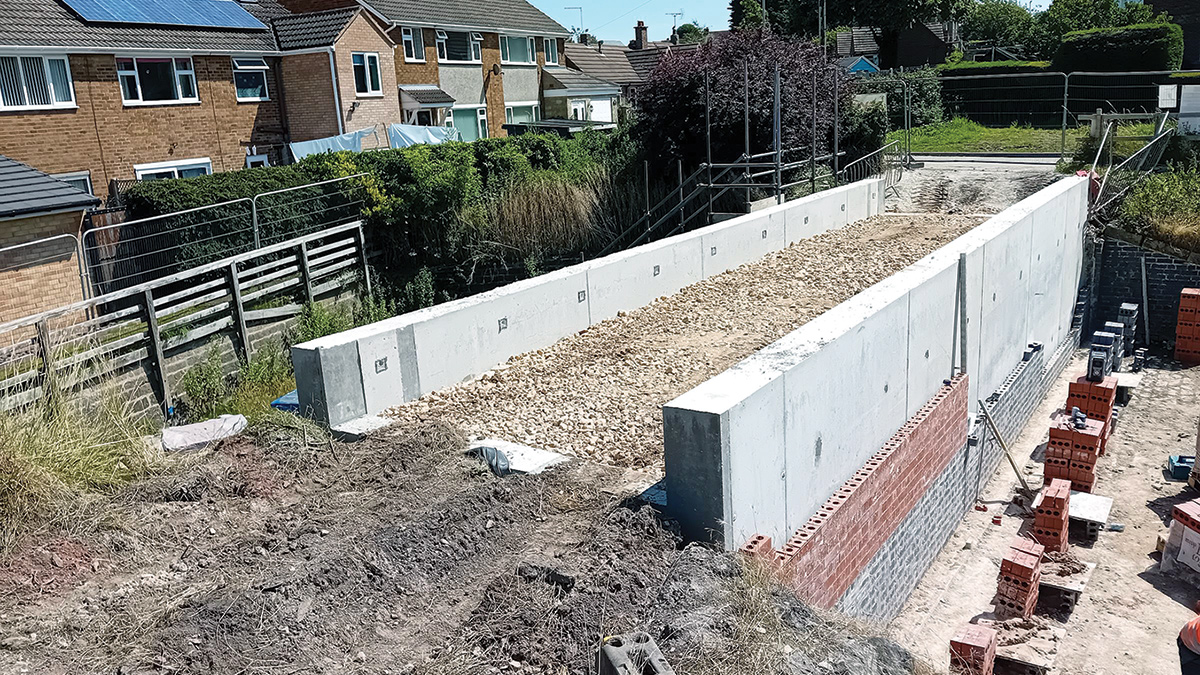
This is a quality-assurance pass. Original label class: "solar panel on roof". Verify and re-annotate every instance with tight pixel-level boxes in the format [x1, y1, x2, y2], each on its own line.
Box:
[61, 0, 268, 30]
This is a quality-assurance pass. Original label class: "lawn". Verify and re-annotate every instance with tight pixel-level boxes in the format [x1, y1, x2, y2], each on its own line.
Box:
[1119, 169, 1200, 251]
[891, 118, 1088, 154]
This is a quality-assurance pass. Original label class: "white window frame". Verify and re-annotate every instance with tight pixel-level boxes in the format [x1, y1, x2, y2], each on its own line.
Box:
[116, 55, 199, 106]
[401, 27, 425, 63]
[543, 38, 558, 65]
[504, 106, 512, 124]
[476, 106, 488, 139]
[0, 54, 76, 111]
[437, 30, 483, 64]
[471, 33, 483, 62]
[231, 56, 270, 103]
[51, 170, 92, 195]
[134, 157, 213, 180]
[435, 29, 448, 61]
[351, 52, 383, 97]
[245, 153, 269, 168]
[499, 35, 538, 65]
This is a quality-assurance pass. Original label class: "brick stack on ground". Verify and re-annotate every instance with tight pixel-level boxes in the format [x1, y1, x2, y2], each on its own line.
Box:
[950, 623, 998, 675]
[1047, 375, 1116, 493]
[1031, 479, 1071, 554]
[1177, 288, 1200, 364]
[996, 536, 1045, 618]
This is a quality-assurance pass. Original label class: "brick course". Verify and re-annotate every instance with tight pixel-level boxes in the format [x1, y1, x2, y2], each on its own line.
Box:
[1094, 237, 1200, 352]
[331, 13, 402, 141]
[0, 211, 88, 323]
[0, 54, 286, 200]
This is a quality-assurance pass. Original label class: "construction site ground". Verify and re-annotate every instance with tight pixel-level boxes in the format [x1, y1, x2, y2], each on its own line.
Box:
[0, 213, 981, 675]
[887, 155, 1060, 215]
[891, 354, 1200, 675]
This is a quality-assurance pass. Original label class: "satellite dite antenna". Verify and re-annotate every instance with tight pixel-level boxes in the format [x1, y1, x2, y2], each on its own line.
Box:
[565, 6, 584, 34]
[667, 11, 682, 32]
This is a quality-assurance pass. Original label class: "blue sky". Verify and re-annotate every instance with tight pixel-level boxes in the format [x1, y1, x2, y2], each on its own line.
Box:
[533, 0, 1054, 45]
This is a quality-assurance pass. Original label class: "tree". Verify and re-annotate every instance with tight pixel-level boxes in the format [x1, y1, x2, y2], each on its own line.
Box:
[961, 0, 1034, 46]
[633, 31, 844, 168]
[730, 0, 768, 30]
[676, 23, 710, 44]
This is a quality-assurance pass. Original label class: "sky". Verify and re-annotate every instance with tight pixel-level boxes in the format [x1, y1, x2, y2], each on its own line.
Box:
[533, 0, 1055, 45]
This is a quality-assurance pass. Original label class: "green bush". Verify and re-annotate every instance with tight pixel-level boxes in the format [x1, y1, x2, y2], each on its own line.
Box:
[937, 60, 1051, 75]
[840, 100, 888, 165]
[1119, 169, 1200, 250]
[1052, 23, 1184, 73]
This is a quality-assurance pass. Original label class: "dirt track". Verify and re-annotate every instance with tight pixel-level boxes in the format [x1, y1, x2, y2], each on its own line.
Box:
[886, 156, 1060, 215]
[386, 214, 982, 472]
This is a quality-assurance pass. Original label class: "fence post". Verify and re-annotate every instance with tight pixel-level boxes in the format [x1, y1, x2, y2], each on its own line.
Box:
[143, 289, 170, 416]
[774, 63, 782, 205]
[357, 223, 372, 297]
[34, 319, 56, 402]
[811, 68, 817, 193]
[705, 69, 714, 222]
[644, 160, 651, 226]
[677, 160, 685, 228]
[1060, 73, 1071, 159]
[298, 240, 314, 305]
[228, 261, 252, 361]
[743, 60, 751, 211]
[251, 195, 261, 250]
[832, 67, 840, 184]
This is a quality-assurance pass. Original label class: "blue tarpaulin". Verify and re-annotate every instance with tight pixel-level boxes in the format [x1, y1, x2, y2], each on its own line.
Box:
[387, 123, 461, 148]
[289, 127, 379, 160]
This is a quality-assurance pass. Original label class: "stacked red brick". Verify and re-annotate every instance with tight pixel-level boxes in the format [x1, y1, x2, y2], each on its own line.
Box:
[1177, 288, 1200, 365]
[739, 375, 969, 609]
[1048, 376, 1116, 493]
[1032, 479, 1071, 553]
[996, 537, 1045, 618]
[950, 623, 998, 675]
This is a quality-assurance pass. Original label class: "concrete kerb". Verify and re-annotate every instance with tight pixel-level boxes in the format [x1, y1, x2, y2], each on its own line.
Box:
[662, 176, 1088, 550]
[292, 179, 883, 429]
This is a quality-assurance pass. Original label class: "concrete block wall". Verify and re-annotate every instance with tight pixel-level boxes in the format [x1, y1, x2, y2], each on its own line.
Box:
[663, 177, 1088, 551]
[836, 331, 1076, 620]
[1094, 236, 1200, 350]
[292, 180, 885, 428]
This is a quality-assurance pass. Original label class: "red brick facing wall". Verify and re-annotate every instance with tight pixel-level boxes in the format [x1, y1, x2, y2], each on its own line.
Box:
[281, 52, 340, 142]
[480, 33, 507, 138]
[332, 13, 402, 141]
[391, 27, 441, 86]
[742, 375, 969, 609]
[0, 54, 285, 200]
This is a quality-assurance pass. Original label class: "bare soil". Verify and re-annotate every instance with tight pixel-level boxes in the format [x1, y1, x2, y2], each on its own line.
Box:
[887, 159, 1060, 215]
[387, 214, 982, 472]
[891, 355, 1200, 674]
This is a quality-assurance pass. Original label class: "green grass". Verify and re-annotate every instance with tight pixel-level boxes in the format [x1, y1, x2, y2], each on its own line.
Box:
[892, 118, 1088, 154]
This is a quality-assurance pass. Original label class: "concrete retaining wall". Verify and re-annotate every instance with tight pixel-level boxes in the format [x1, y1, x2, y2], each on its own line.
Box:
[292, 180, 884, 427]
[663, 176, 1089, 551]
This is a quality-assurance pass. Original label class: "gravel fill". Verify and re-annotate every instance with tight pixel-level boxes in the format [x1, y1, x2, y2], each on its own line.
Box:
[385, 214, 983, 471]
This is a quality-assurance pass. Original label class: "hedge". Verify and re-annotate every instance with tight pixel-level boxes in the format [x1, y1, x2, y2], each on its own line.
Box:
[1052, 23, 1184, 73]
[938, 60, 1051, 76]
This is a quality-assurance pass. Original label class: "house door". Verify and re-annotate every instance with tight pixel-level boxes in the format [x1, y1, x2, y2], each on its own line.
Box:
[569, 99, 588, 120]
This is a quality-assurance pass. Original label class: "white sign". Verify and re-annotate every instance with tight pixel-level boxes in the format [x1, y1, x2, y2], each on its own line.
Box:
[1178, 525, 1200, 573]
[1159, 84, 1179, 110]
[1181, 85, 1200, 137]
[854, 93, 887, 108]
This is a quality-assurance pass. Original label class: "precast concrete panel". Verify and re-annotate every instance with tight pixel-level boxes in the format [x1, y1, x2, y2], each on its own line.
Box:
[1027, 201, 1069, 351]
[699, 210, 786, 278]
[977, 214, 1033, 400]
[584, 233, 705, 322]
[357, 329, 401, 415]
[779, 289, 911, 533]
[724, 375, 789, 547]
[844, 181, 872, 224]
[783, 191, 848, 243]
[903, 260, 961, 419]
[410, 266, 591, 394]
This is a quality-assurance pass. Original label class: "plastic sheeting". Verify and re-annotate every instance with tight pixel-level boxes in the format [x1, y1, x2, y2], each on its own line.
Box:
[387, 123, 461, 148]
[289, 127, 380, 160]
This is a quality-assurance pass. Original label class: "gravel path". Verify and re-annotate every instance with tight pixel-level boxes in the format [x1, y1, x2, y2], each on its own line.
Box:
[385, 214, 983, 472]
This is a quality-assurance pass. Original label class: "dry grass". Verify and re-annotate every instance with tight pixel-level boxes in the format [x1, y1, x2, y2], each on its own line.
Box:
[462, 170, 602, 257]
[0, 385, 161, 551]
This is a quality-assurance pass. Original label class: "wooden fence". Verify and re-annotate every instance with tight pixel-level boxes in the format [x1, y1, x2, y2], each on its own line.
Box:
[0, 221, 368, 415]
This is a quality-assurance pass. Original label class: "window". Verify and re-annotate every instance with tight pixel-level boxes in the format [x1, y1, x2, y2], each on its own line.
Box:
[499, 35, 536, 64]
[437, 30, 482, 63]
[543, 38, 558, 65]
[476, 107, 488, 139]
[436, 30, 448, 61]
[117, 56, 197, 104]
[134, 157, 212, 180]
[401, 27, 425, 62]
[351, 52, 382, 96]
[506, 104, 537, 125]
[232, 57, 269, 102]
[416, 109, 433, 125]
[52, 171, 92, 195]
[0, 55, 74, 110]
[246, 154, 269, 168]
[504, 106, 512, 124]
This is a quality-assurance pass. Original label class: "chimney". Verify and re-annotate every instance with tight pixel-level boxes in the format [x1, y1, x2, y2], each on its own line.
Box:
[579, 32, 592, 44]
[632, 20, 649, 50]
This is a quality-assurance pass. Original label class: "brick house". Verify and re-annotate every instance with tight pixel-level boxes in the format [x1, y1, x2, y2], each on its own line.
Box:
[280, 0, 574, 140]
[0, 155, 99, 322]
[1149, 0, 1200, 69]
[0, 0, 299, 200]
